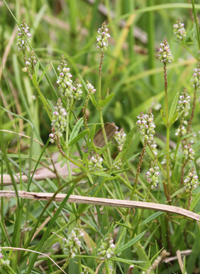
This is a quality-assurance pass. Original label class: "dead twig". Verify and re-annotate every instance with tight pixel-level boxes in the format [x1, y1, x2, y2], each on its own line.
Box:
[0, 190, 200, 221]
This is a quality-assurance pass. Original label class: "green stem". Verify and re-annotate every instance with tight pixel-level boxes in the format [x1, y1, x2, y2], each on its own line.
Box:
[57, 141, 84, 170]
[173, 138, 181, 162]
[98, 52, 104, 103]
[105, 260, 111, 274]
[99, 110, 112, 165]
[166, 126, 170, 196]
[164, 63, 169, 122]
[187, 87, 197, 135]
[187, 190, 192, 210]
[78, 249, 82, 273]
[131, 141, 147, 200]
[164, 62, 171, 197]
[174, 115, 184, 161]
[66, 99, 72, 180]
[1, 263, 17, 274]
[98, 51, 112, 165]
[135, 187, 151, 231]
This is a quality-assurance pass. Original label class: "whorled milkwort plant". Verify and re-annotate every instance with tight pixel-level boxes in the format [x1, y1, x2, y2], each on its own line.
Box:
[14, 19, 127, 273]
[7, 15, 200, 273]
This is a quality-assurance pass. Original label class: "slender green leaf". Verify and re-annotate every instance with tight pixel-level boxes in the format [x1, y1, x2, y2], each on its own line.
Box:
[116, 231, 146, 253]
[68, 129, 89, 147]
[68, 117, 84, 144]
[97, 142, 112, 155]
[47, 99, 55, 112]
[90, 93, 98, 108]
[145, 145, 154, 159]
[35, 61, 39, 80]
[32, 74, 51, 119]
[169, 112, 179, 127]
[160, 109, 167, 125]
[90, 172, 113, 178]
[139, 212, 163, 226]
[99, 93, 114, 108]
[83, 125, 96, 161]
[189, 190, 200, 211]
[38, 63, 50, 83]
[171, 186, 186, 198]
[169, 91, 179, 122]
[87, 125, 96, 148]
[110, 257, 146, 267]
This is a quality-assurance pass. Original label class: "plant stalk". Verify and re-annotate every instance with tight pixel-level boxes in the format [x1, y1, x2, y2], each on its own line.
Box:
[98, 52, 112, 165]
[164, 62, 171, 197]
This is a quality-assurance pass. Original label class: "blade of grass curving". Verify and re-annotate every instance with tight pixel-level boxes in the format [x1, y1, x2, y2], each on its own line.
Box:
[26, 175, 84, 274]
[4, 156, 69, 247]
[113, 3, 200, 23]
[3, 151, 22, 272]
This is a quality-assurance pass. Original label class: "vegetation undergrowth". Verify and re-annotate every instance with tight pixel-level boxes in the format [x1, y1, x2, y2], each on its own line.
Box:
[1, 1, 200, 274]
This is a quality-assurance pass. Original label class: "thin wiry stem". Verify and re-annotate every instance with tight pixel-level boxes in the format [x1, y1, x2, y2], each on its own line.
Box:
[164, 62, 171, 197]
[180, 158, 189, 187]
[131, 140, 147, 200]
[187, 87, 196, 135]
